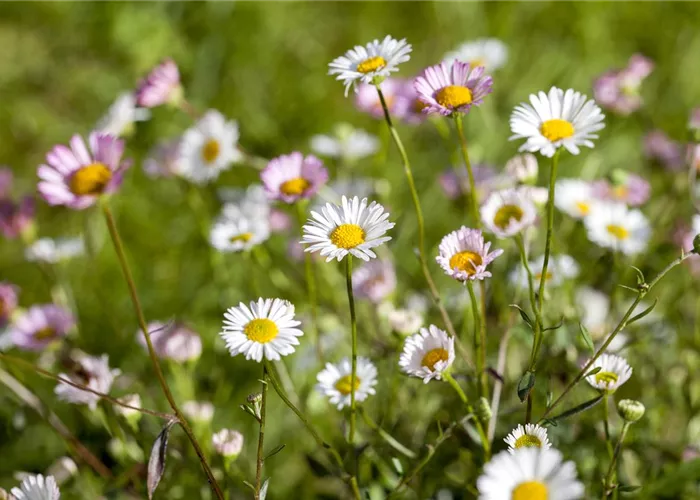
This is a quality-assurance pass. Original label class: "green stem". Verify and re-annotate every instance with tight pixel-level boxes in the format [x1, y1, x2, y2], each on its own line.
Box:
[602, 422, 630, 499]
[454, 113, 480, 227]
[467, 282, 486, 398]
[100, 201, 224, 500]
[515, 235, 544, 368]
[344, 256, 358, 447]
[254, 365, 268, 500]
[359, 407, 416, 458]
[296, 202, 322, 363]
[603, 395, 614, 460]
[443, 372, 490, 459]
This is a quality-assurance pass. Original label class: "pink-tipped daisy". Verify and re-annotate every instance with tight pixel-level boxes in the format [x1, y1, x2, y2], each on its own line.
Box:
[436, 226, 504, 281]
[261, 152, 328, 204]
[414, 60, 493, 116]
[136, 58, 183, 108]
[9, 304, 74, 351]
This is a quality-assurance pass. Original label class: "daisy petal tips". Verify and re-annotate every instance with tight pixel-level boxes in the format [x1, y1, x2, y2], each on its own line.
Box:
[414, 60, 493, 116]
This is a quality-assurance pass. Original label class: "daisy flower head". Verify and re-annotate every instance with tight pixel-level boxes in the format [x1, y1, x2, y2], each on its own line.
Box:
[0, 282, 19, 327]
[220, 298, 303, 362]
[387, 307, 424, 335]
[477, 447, 584, 500]
[355, 78, 407, 120]
[10, 304, 74, 351]
[510, 254, 579, 289]
[436, 226, 504, 281]
[443, 38, 509, 72]
[592, 171, 651, 207]
[554, 179, 596, 219]
[178, 110, 242, 184]
[505, 153, 538, 184]
[55, 352, 120, 409]
[301, 196, 394, 262]
[143, 138, 181, 178]
[37, 133, 130, 210]
[414, 60, 493, 116]
[328, 35, 412, 96]
[210, 214, 270, 253]
[261, 152, 328, 204]
[316, 356, 378, 409]
[137, 321, 202, 362]
[510, 87, 605, 158]
[352, 260, 396, 303]
[25, 237, 84, 264]
[182, 400, 214, 423]
[399, 324, 455, 383]
[481, 188, 538, 238]
[584, 202, 651, 255]
[136, 58, 183, 108]
[310, 124, 379, 162]
[11, 474, 60, 500]
[212, 429, 244, 458]
[95, 92, 150, 137]
[585, 353, 632, 392]
[504, 424, 552, 454]
[593, 54, 654, 115]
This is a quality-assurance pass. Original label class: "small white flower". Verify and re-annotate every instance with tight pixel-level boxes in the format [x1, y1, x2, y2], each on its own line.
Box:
[510, 254, 579, 289]
[11, 474, 60, 500]
[585, 353, 632, 392]
[504, 153, 538, 184]
[316, 356, 378, 409]
[510, 87, 605, 158]
[115, 394, 142, 419]
[178, 110, 242, 184]
[555, 179, 596, 219]
[210, 214, 270, 253]
[481, 188, 537, 238]
[212, 429, 244, 457]
[220, 298, 303, 362]
[436, 227, 504, 281]
[329, 35, 412, 96]
[399, 325, 455, 383]
[311, 124, 380, 162]
[387, 307, 424, 335]
[25, 237, 84, 263]
[182, 400, 214, 422]
[584, 202, 651, 255]
[352, 260, 396, 303]
[443, 38, 508, 71]
[55, 352, 120, 410]
[575, 287, 627, 351]
[95, 92, 150, 137]
[301, 196, 394, 262]
[503, 424, 552, 453]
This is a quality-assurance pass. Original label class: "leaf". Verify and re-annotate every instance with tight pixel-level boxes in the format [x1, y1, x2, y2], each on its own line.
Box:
[259, 478, 270, 500]
[517, 371, 536, 402]
[263, 444, 286, 461]
[239, 404, 259, 421]
[585, 366, 602, 378]
[243, 481, 256, 491]
[486, 367, 504, 383]
[541, 418, 558, 427]
[543, 317, 564, 332]
[510, 304, 534, 330]
[391, 457, 403, 474]
[551, 394, 604, 422]
[618, 484, 641, 493]
[627, 299, 658, 326]
[147, 420, 176, 499]
[579, 323, 594, 352]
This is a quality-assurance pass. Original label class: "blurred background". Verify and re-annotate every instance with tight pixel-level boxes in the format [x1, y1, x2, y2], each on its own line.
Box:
[1, 2, 700, 499]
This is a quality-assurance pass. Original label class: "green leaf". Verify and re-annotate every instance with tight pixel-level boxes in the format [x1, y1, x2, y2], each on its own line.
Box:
[263, 444, 286, 461]
[391, 457, 403, 474]
[630, 265, 645, 285]
[579, 323, 594, 351]
[543, 317, 564, 332]
[541, 418, 558, 427]
[510, 304, 534, 330]
[627, 299, 658, 326]
[585, 366, 602, 378]
[618, 484, 641, 493]
[517, 371, 536, 402]
[550, 394, 604, 421]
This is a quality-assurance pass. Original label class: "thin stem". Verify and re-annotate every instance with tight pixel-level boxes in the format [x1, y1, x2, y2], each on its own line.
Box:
[101, 201, 224, 500]
[454, 113, 480, 227]
[359, 407, 416, 459]
[603, 395, 614, 459]
[515, 235, 544, 370]
[255, 365, 268, 500]
[602, 422, 630, 499]
[296, 202, 322, 363]
[467, 282, 486, 398]
[375, 85, 457, 339]
[344, 256, 358, 446]
[443, 372, 490, 459]
[478, 281, 488, 399]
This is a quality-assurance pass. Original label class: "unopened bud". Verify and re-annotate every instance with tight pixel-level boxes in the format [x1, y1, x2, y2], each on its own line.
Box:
[693, 233, 700, 254]
[476, 397, 492, 421]
[247, 393, 262, 404]
[617, 399, 645, 423]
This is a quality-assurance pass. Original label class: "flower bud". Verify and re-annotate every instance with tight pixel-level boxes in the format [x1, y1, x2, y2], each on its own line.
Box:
[617, 399, 645, 423]
[212, 429, 244, 458]
[693, 233, 700, 254]
[476, 397, 492, 421]
[247, 392, 262, 404]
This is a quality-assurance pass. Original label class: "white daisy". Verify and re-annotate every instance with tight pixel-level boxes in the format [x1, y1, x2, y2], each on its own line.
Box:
[436, 227, 504, 281]
[95, 92, 151, 137]
[54, 352, 120, 410]
[503, 424, 552, 454]
[301, 196, 394, 262]
[11, 474, 60, 500]
[399, 325, 455, 383]
[585, 353, 632, 392]
[25, 237, 84, 263]
[481, 188, 538, 238]
[182, 400, 214, 423]
[575, 287, 628, 352]
[210, 214, 270, 253]
[386, 306, 424, 335]
[310, 124, 380, 162]
[316, 356, 378, 409]
[443, 38, 508, 72]
[554, 179, 596, 219]
[510, 254, 579, 289]
[510, 87, 605, 158]
[220, 298, 303, 362]
[477, 448, 584, 500]
[328, 35, 412, 96]
[212, 429, 244, 457]
[178, 110, 242, 184]
[504, 153, 538, 184]
[583, 202, 651, 255]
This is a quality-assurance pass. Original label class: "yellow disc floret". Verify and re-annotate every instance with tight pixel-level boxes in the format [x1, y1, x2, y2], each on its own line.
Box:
[330, 223, 365, 249]
[357, 56, 386, 74]
[606, 224, 629, 240]
[244, 318, 279, 344]
[435, 85, 473, 109]
[449, 251, 483, 276]
[421, 348, 449, 371]
[540, 119, 575, 142]
[230, 232, 253, 244]
[512, 481, 548, 500]
[595, 371, 619, 386]
[514, 434, 543, 449]
[69, 163, 112, 196]
[335, 375, 361, 395]
[202, 139, 221, 164]
[494, 204, 524, 230]
[280, 177, 311, 196]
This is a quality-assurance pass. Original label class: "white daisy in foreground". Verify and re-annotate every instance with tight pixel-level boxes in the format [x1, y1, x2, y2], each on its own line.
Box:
[477, 448, 584, 500]
[55, 352, 120, 410]
[481, 188, 537, 238]
[210, 215, 270, 253]
[310, 124, 380, 162]
[510, 254, 579, 289]
[510, 87, 605, 158]
[399, 325, 455, 383]
[301, 196, 394, 262]
[178, 110, 242, 184]
[443, 38, 508, 71]
[95, 92, 151, 137]
[554, 179, 596, 219]
[316, 356, 378, 409]
[436, 227, 504, 281]
[25, 237, 84, 263]
[504, 424, 552, 454]
[328, 35, 412, 96]
[11, 474, 60, 500]
[583, 202, 651, 255]
[220, 298, 303, 362]
[585, 353, 632, 392]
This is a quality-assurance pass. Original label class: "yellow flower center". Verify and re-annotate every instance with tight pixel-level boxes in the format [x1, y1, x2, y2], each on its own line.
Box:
[494, 204, 524, 229]
[606, 224, 629, 240]
[514, 434, 542, 449]
[540, 119, 575, 142]
[534, 271, 553, 282]
[280, 177, 311, 196]
[435, 85, 473, 109]
[575, 201, 590, 215]
[34, 327, 57, 341]
[613, 185, 628, 200]
[470, 57, 486, 68]
[244, 318, 279, 344]
[356, 56, 386, 74]
[334, 375, 361, 395]
[595, 371, 619, 385]
[421, 348, 449, 371]
[230, 232, 253, 244]
[69, 163, 112, 196]
[330, 224, 365, 249]
[413, 99, 429, 113]
[448, 251, 483, 275]
[202, 139, 221, 164]
[512, 481, 548, 500]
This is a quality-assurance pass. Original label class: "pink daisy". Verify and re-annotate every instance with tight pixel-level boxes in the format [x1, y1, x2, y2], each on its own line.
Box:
[592, 172, 651, 207]
[261, 152, 328, 204]
[593, 54, 654, 115]
[436, 226, 503, 282]
[10, 304, 74, 351]
[136, 58, 182, 108]
[414, 60, 493, 116]
[137, 321, 202, 362]
[355, 78, 404, 120]
[352, 260, 396, 303]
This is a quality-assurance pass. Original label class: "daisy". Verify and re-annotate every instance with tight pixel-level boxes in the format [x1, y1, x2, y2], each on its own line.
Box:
[592, 172, 651, 207]
[178, 110, 242, 184]
[261, 152, 328, 204]
[212, 429, 244, 457]
[328, 35, 412, 96]
[504, 424, 552, 453]
[554, 179, 596, 219]
[136, 58, 182, 108]
[143, 138, 181, 178]
[355, 78, 407, 120]
[399, 325, 455, 383]
[24, 237, 85, 263]
[220, 298, 303, 362]
[95, 92, 151, 137]
[477, 448, 584, 500]
[11, 474, 60, 500]
[115, 394, 142, 420]
[9, 304, 74, 351]
[593, 54, 654, 116]
[55, 352, 120, 409]
[210, 214, 270, 253]
[387, 307, 424, 335]
[505, 153, 538, 184]
[352, 260, 396, 303]
[481, 188, 537, 238]
[301, 196, 394, 262]
[436, 227, 503, 281]
[37, 133, 130, 209]
[443, 38, 508, 72]
[0, 282, 18, 328]
[585, 353, 632, 392]
[310, 124, 379, 162]
[510, 254, 579, 289]
[137, 321, 202, 362]
[182, 400, 214, 423]
[414, 60, 493, 116]
[509, 87, 605, 158]
[316, 356, 378, 409]
[583, 202, 651, 255]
